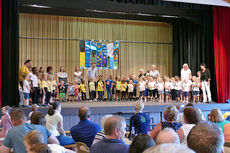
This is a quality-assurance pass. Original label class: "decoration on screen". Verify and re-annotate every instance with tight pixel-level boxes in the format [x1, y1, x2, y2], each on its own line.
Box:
[80, 40, 119, 69]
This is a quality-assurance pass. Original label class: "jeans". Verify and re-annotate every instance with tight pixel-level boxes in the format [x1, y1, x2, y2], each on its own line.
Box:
[56, 135, 75, 146]
[106, 88, 112, 100]
[90, 91, 96, 100]
[98, 91, 104, 101]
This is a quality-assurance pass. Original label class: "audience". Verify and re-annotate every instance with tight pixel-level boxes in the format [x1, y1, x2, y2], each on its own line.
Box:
[187, 122, 224, 153]
[24, 130, 75, 153]
[129, 134, 154, 153]
[129, 101, 150, 136]
[92, 114, 113, 145]
[29, 105, 39, 120]
[90, 115, 129, 153]
[155, 128, 180, 145]
[223, 123, 230, 142]
[0, 109, 59, 153]
[46, 102, 75, 146]
[177, 103, 194, 125]
[209, 109, 230, 131]
[143, 143, 195, 153]
[150, 106, 182, 139]
[0, 106, 12, 141]
[70, 106, 101, 148]
[177, 107, 202, 145]
[31, 111, 46, 126]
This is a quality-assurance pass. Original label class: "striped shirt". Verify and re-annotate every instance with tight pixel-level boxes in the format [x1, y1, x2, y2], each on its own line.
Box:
[92, 130, 105, 145]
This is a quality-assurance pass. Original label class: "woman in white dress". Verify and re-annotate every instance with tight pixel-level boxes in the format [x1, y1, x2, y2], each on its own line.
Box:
[73, 66, 82, 84]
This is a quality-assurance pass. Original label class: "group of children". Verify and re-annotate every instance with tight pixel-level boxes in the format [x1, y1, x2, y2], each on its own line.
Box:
[20, 67, 202, 106]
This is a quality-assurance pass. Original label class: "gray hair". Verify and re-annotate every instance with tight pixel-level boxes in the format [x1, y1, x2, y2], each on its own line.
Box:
[183, 63, 189, 67]
[151, 65, 156, 68]
[143, 143, 195, 153]
[104, 115, 126, 136]
[100, 115, 113, 129]
[155, 128, 180, 145]
[135, 101, 144, 112]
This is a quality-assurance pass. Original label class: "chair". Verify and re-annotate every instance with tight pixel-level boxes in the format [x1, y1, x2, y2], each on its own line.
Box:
[76, 142, 89, 153]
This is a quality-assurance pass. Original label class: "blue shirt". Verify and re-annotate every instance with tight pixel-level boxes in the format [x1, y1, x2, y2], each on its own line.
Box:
[70, 119, 101, 148]
[3, 123, 51, 153]
[105, 79, 113, 89]
[90, 139, 129, 153]
[130, 112, 150, 134]
[133, 80, 138, 89]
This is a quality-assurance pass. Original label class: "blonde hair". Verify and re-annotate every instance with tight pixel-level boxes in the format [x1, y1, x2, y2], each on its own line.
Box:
[135, 101, 144, 112]
[163, 106, 178, 121]
[209, 109, 224, 122]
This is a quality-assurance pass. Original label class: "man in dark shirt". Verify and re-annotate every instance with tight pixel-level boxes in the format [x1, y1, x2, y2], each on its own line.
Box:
[70, 106, 101, 148]
[90, 115, 129, 153]
[200, 63, 212, 102]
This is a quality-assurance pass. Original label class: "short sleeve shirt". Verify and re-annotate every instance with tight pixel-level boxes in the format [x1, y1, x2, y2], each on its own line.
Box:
[30, 74, 38, 87]
[181, 69, 191, 81]
[19, 65, 30, 81]
[46, 112, 62, 136]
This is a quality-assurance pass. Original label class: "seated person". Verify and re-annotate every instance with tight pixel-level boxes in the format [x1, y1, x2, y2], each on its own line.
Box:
[129, 101, 150, 136]
[155, 128, 180, 145]
[29, 144, 52, 153]
[0, 109, 59, 153]
[129, 134, 154, 153]
[187, 122, 225, 153]
[0, 106, 12, 142]
[70, 106, 101, 148]
[150, 106, 182, 139]
[90, 115, 129, 153]
[209, 109, 229, 131]
[24, 130, 75, 153]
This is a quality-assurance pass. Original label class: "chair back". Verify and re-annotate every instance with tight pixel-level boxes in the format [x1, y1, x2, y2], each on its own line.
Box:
[76, 142, 89, 153]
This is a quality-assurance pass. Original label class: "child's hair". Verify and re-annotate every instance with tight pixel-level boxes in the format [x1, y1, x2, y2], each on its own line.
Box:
[30, 143, 51, 153]
[32, 105, 39, 112]
[32, 67, 37, 74]
[47, 75, 51, 81]
[175, 76, 179, 81]
[30, 111, 46, 126]
[89, 78, 94, 82]
[109, 74, 113, 79]
[115, 76, 118, 81]
[60, 80, 64, 85]
[74, 80, 78, 84]
[129, 80, 133, 84]
[24, 130, 44, 146]
[121, 80, 125, 84]
[158, 77, 164, 83]
[22, 73, 28, 79]
[41, 74, 47, 80]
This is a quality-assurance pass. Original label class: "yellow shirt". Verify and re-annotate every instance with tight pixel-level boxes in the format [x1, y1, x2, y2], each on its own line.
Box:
[116, 81, 121, 90]
[89, 82, 95, 91]
[47, 80, 52, 92]
[97, 81, 104, 91]
[79, 84, 86, 93]
[121, 83, 127, 92]
[51, 80, 57, 91]
[19, 65, 30, 81]
[38, 80, 42, 89]
[41, 80, 48, 88]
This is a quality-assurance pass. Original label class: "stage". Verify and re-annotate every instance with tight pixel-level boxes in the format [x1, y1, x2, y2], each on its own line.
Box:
[19, 101, 230, 131]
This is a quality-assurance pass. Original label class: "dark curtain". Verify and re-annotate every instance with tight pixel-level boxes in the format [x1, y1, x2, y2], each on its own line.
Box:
[0, 0, 1, 107]
[1, 0, 19, 107]
[172, 9, 218, 102]
[213, 6, 230, 103]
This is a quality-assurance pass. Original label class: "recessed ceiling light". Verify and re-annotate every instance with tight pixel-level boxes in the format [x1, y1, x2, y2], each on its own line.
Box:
[23, 4, 51, 8]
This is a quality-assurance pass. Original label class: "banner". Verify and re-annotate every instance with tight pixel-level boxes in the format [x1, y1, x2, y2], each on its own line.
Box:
[80, 40, 119, 69]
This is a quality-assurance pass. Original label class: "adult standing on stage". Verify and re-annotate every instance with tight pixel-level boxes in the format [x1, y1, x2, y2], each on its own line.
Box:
[149, 65, 160, 78]
[19, 59, 32, 88]
[200, 63, 212, 102]
[73, 66, 82, 84]
[46, 66, 53, 75]
[181, 63, 192, 81]
[57, 66, 69, 96]
[139, 69, 146, 78]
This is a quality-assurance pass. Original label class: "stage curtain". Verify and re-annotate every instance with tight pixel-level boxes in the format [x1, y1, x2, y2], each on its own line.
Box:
[0, 0, 1, 107]
[1, 0, 19, 107]
[172, 15, 218, 101]
[19, 14, 173, 81]
[213, 7, 230, 103]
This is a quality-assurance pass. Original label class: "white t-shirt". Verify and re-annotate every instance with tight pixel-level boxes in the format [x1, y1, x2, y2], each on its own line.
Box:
[45, 112, 62, 137]
[139, 81, 146, 91]
[149, 70, 160, 78]
[30, 74, 38, 87]
[23, 80, 30, 93]
[175, 81, 182, 90]
[148, 81, 155, 90]
[48, 144, 66, 153]
[170, 82, 175, 90]
[165, 82, 171, 91]
[157, 82, 164, 91]
[182, 82, 191, 92]
[192, 82, 200, 91]
[74, 71, 82, 81]
[181, 69, 191, 81]
[181, 124, 195, 145]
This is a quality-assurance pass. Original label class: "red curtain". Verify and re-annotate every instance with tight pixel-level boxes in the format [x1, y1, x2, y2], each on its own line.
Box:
[213, 6, 230, 103]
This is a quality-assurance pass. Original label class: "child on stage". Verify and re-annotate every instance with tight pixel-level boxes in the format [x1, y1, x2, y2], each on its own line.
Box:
[164, 77, 171, 103]
[74, 80, 80, 102]
[97, 76, 104, 101]
[132, 75, 138, 99]
[182, 79, 191, 103]
[192, 77, 200, 103]
[157, 77, 165, 103]
[148, 77, 155, 102]
[121, 80, 127, 101]
[139, 77, 146, 101]
[51, 76, 57, 102]
[68, 82, 75, 102]
[79, 80, 86, 101]
[22, 74, 30, 107]
[175, 76, 182, 102]
[41, 73, 48, 106]
[128, 80, 134, 101]
[105, 75, 113, 101]
[89, 78, 96, 101]
[59, 81, 66, 102]
[116, 76, 122, 101]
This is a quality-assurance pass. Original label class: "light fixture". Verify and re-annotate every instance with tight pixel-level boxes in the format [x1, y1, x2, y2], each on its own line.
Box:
[23, 4, 51, 9]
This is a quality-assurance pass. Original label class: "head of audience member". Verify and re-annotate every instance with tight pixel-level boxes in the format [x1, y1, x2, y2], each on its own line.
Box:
[29, 144, 51, 153]
[151, 65, 156, 71]
[24, 130, 45, 152]
[91, 63, 96, 69]
[209, 109, 224, 123]
[2, 106, 11, 115]
[129, 134, 155, 153]
[46, 66, 53, 75]
[155, 128, 180, 145]
[24, 59, 32, 68]
[100, 115, 113, 130]
[183, 107, 202, 124]
[79, 106, 91, 121]
[200, 63, 206, 70]
[163, 106, 179, 122]
[59, 66, 65, 72]
[48, 102, 61, 116]
[183, 63, 189, 70]
[30, 111, 46, 126]
[75, 66, 80, 72]
[32, 67, 38, 75]
[134, 101, 144, 113]
[104, 115, 126, 141]
[143, 143, 195, 153]
[187, 122, 224, 153]
[10, 109, 27, 126]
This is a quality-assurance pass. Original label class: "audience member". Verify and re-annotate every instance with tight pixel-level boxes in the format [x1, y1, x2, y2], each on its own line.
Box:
[29, 104, 39, 120]
[92, 114, 113, 145]
[24, 130, 75, 153]
[187, 122, 224, 153]
[209, 109, 229, 131]
[143, 143, 195, 153]
[177, 103, 194, 125]
[150, 106, 182, 139]
[29, 143, 51, 153]
[70, 106, 101, 148]
[30, 111, 46, 126]
[0, 106, 12, 141]
[46, 102, 75, 146]
[0, 109, 59, 153]
[129, 101, 150, 136]
[129, 134, 154, 153]
[223, 123, 230, 142]
[155, 128, 180, 145]
[90, 115, 129, 153]
[177, 107, 202, 145]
